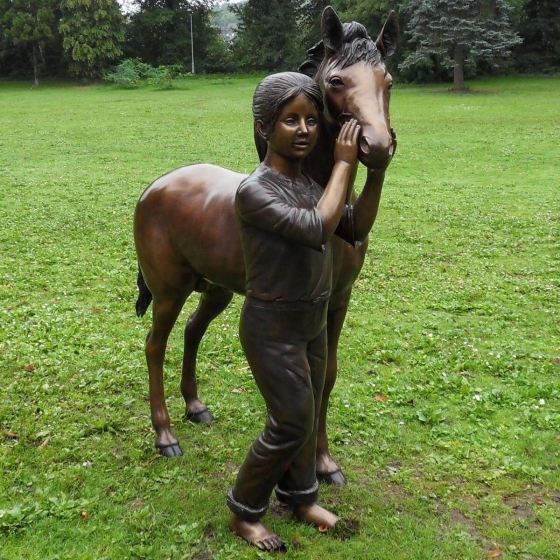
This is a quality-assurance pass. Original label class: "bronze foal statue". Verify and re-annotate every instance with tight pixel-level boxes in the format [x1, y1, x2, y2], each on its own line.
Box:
[134, 6, 399, 486]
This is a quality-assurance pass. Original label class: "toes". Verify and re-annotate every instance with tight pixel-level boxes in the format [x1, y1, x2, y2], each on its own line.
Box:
[256, 536, 286, 552]
[157, 443, 183, 457]
[185, 408, 214, 424]
[317, 469, 347, 486]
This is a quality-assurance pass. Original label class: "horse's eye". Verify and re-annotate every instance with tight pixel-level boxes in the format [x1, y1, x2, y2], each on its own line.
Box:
[388, 83, 393, 91]
[328, 77, 344, 88]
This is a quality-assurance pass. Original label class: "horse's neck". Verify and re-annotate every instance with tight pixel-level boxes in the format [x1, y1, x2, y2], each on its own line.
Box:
[302, 120, 337, 189]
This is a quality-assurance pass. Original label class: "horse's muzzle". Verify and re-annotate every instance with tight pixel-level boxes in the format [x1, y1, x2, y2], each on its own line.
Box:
[358, 127, 396, 169]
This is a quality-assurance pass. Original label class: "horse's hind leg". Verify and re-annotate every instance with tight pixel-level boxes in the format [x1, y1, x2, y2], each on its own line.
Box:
[316, 301, 350, 486]
[146, 288, 192, 457]
[181, 285, 234, 423]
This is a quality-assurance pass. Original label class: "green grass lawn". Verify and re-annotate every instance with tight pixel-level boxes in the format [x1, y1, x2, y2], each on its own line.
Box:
[0, 75, 559, 559]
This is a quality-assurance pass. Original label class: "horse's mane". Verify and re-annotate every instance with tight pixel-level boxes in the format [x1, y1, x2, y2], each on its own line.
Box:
[298, 22, 382, 77]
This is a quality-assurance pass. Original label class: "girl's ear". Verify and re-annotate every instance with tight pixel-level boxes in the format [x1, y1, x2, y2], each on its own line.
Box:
[256, 120, 268, 141]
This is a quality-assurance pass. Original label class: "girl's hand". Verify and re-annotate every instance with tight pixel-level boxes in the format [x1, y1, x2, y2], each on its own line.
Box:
[334, 118, 360, 165]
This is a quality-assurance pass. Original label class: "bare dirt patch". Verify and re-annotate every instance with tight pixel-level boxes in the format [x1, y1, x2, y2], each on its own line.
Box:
[330, 517, 361, 540]
[448, 509, 478, 537]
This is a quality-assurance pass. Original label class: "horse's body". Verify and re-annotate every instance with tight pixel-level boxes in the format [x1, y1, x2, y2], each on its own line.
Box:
[134, 7, 398, 485]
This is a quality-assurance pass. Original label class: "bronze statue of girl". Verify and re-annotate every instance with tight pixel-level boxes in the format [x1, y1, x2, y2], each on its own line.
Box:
[228, 71, 361, 551]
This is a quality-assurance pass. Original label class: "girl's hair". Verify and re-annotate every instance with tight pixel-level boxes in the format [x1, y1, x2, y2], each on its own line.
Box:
[253, 72, 324, 162]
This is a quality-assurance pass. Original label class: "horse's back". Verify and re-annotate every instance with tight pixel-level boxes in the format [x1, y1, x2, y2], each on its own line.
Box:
[134, 164, 248, 294]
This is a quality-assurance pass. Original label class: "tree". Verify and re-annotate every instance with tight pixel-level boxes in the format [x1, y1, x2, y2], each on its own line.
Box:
[230, 0, 301, 72]
[400, 0, 522, 90]
[514, 0, 560, 73]
[331, 0, 396, 37]
[297, 0, 331, 51]
[125, 0, 227, 72]
[1, 0, 57, 85]
[59, 0, 125, 78]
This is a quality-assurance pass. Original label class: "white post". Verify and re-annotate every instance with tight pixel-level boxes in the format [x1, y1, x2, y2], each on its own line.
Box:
[189, 10, 195, 74]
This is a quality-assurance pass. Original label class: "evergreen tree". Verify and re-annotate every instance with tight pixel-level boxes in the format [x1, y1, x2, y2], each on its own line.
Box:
[1, 0, 57, 85]
[514, 0, 560, 73]
[400, 0, 522, 90]
[59, 0, 125, 78]
[230, 0, 301, 72]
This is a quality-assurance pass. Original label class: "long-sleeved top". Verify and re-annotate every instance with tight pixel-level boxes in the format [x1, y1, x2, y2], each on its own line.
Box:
[235, 163, 358, 303]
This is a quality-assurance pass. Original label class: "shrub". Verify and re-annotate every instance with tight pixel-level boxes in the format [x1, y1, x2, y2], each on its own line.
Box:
[103, 59, 185, 89]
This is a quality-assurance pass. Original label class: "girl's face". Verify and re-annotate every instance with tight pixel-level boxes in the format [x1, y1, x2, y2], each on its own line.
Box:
[266, 94, 320, 162]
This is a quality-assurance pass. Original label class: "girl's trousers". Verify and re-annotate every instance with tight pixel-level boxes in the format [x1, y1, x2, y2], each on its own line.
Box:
[227, 296, 328, 521]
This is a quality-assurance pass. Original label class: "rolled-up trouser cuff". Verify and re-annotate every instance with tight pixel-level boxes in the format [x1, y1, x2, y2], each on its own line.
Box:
[226, 488, 268, 522]
[275, 480, 319, 506]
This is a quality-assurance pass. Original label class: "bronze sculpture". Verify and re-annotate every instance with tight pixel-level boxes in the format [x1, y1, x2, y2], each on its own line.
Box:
[228, 72, 360, 551]
[134, 6, 398, 486]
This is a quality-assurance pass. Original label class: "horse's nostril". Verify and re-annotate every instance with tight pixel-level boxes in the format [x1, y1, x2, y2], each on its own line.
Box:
[360, 136, 371, 154]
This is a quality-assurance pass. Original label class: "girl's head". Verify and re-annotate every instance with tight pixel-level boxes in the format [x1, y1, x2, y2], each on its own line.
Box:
[253, 72, 324, 162]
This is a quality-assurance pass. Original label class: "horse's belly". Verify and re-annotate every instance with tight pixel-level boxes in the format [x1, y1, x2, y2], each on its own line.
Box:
[160, 165, 247, 294]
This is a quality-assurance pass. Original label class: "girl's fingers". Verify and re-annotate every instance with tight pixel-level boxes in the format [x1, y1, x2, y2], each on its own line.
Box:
[351, 120, 360, 143]
[339, 120, 351, 141]
[339, 118, 359, 143]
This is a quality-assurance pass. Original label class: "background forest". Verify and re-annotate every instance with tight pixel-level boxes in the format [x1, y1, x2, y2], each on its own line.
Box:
[0, 0, 558, 87]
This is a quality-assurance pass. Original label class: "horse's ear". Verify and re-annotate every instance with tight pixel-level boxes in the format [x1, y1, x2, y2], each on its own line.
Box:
[375, 10, 399, 58]
[322, 6, 344, 55]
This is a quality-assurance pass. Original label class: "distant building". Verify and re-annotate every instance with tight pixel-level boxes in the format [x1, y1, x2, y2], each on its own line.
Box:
[221, 23, 238, 43]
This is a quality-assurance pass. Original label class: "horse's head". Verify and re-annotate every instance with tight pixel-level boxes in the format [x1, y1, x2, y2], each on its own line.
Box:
[300, 7, 399, 170]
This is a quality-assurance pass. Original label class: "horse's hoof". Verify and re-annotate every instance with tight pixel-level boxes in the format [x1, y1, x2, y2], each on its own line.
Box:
[185, 408, 214, 424]
[157, 443, 183, 457]
[317, 469, 347, 486]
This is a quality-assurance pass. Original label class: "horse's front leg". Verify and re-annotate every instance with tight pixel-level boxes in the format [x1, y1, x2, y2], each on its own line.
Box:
[146, 295, 188, 457]
[181, 285, 234, 423]
[316, 302, 350, 486]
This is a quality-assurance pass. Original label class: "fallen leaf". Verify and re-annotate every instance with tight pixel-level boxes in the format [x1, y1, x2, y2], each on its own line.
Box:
[458, 371, 475, 378]
[38, 436, 51, 449]
[407, 399, 416, 407]
[375, 394, 387, 402]
[524, 447, 532, 456]
[165, 345, 171, 352]
[487, 544, 502, 558]
[555, 434, 560, 441]
[80, 511, 88, 520]
[26, 363, 36, 372]
[535, 497, 544, 505]
[4, 431, 19, 440]
[232, 388, 246, 394]
[318, 525, 328, 533]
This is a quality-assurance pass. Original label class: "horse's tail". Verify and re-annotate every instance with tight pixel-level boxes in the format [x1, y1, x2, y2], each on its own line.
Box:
[135, 267, 153, 317]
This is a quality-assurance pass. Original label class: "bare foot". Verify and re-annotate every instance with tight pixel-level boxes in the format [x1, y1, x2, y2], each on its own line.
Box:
[293, 503, 339, 530]
[229, 515, 286, 552]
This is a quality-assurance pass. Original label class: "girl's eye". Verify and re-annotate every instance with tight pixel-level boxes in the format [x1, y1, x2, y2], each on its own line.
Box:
[329, 77, 344, 87]
[284, 118, 296, 126]
[307, 118, 317, 126]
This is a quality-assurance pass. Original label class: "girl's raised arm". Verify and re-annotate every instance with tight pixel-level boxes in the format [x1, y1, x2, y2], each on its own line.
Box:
[317, 119, 360, 243]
